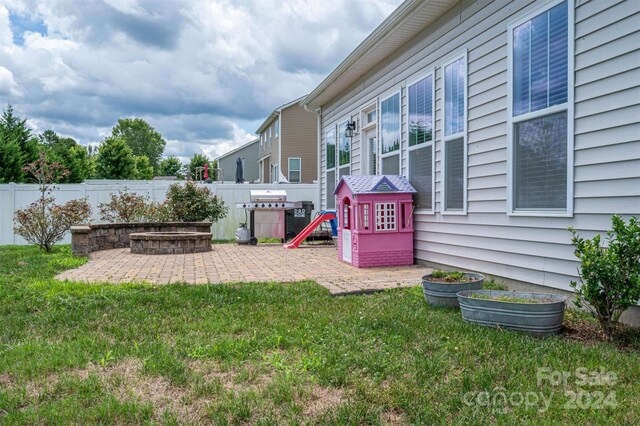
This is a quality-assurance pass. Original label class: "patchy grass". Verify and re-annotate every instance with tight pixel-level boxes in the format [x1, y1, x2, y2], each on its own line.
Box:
[1, 245, 639, 424]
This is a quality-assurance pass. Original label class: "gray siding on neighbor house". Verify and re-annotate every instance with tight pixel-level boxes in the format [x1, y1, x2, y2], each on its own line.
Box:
[217, 140, 260, 183]
[319, 0, 640, 291]
[281, 104, 318, 183]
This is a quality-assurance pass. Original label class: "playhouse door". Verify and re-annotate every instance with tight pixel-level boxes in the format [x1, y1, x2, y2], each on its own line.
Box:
[342, 230, 352, 263]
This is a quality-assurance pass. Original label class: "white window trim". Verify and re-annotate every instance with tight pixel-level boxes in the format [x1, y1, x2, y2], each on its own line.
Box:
[324, 126, 337, 208]
[379, 89, 403, 174]
[375, 202, 397, 232]
[406, 69, 436, 214]
[288, 157, 301, 183]
[360, 101, 377, 131]
[506, 0, 574, 217]
[337, 118, 352, 175]
[441, 51, 468, 215]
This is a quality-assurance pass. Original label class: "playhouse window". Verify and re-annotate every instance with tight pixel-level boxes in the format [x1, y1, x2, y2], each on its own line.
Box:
[375, 203, 396, 231]
[342, 199, 351, 230]
[362, 204, 369, 230]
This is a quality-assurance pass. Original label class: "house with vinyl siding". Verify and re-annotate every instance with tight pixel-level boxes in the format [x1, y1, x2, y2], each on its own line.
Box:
[301, 0, 640, 297]
[256, 97, 318, 184]
[215, 138, 260, 183]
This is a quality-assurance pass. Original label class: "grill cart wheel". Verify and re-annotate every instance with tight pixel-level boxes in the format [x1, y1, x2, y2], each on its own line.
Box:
[249, 237, 258, 245]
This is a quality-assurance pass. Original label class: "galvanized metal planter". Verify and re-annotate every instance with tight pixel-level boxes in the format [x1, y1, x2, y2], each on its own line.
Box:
[457, 290, 567, 336]
[422, 273, 484, 307]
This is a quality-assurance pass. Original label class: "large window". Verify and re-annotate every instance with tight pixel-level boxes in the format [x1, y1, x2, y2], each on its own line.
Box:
[288, 157, 301, 183]
[443, 54, 467, 212]
[338, 121, 351, 176]
[380, 92, 401, 174]
[408, 73, 434, 210]
[510, 0, 571, 213]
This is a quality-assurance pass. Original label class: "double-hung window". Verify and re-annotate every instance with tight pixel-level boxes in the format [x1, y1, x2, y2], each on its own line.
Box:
[325, 128, 337, 209]
[407, 72, 435, 211]
[288, 157, 301, 183]
[380, 92, 401, 175]
[442, 53, 467, 213]
[509, 0, 572, 214]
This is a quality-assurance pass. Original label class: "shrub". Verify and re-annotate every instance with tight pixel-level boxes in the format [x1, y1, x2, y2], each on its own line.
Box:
[14, 152, 92, 252]
[569, 215, 640, 339]
[164, 181, 228, 222]
[98, 190, 155, 223]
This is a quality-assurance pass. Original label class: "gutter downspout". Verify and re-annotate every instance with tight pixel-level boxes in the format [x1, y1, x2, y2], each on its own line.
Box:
[304, 103, 322, 211]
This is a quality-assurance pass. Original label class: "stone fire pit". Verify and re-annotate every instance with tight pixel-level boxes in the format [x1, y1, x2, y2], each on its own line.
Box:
[129, 231, 212, 255]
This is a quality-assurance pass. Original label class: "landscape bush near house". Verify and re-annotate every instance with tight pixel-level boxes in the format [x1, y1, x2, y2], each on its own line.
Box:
[569, 215, 640, 339]
[13, 153, 92, 252]
[98, 182, 227, 224]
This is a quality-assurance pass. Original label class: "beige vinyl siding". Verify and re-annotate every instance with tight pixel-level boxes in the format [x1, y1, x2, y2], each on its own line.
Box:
[281, 104, 318, 183]
[318, 0, 640, 292]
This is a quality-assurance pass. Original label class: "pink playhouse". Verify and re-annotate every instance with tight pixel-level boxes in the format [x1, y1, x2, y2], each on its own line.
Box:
[334, 175, 416, 268]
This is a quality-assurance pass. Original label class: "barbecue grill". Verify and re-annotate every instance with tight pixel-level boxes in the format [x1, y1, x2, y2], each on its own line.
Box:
[235, 190, 302, 243]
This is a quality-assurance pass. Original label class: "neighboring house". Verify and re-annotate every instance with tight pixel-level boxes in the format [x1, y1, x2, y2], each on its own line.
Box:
[216, 138, 260, 183]
[301, 0, 640, 293]
[257, 97, 318, 184]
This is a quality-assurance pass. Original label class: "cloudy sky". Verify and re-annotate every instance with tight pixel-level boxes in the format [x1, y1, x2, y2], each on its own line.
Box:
[0, 0, 402, 162]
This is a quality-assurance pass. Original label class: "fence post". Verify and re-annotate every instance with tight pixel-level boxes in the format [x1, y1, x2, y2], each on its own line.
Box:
[10, 183, 16, 244]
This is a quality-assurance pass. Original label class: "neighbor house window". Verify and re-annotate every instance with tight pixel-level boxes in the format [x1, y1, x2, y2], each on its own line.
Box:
[380, 92, 401, 174]
[443, 54, 467, 212]
[510, 0, 571, 213]
[288, 157, 301, 183]
[407, 72, 434, 210]
[375, 202, 396, 231]
[325, 128, 337, 209]
[338, 121, 351, 177]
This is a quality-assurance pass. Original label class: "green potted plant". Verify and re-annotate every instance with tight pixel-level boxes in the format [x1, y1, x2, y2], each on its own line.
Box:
[422, 270, 484, 307]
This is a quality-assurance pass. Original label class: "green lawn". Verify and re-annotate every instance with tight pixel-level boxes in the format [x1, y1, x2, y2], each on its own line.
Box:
[1, 245, 639, 425]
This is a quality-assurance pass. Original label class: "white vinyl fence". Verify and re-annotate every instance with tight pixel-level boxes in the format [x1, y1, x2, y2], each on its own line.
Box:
[0, 180, 320, 245]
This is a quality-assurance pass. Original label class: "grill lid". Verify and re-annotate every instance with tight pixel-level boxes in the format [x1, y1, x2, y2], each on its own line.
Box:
[250, 190, 287, 202]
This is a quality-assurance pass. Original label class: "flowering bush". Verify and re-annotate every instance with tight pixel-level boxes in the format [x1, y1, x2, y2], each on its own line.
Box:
[98, 190, 157, 223]
[14, 152, 91, 252]
[164, 181, 227, 222]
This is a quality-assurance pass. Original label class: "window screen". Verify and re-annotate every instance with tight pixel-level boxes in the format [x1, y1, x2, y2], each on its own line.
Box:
[514, 111, 567, 210]
[326, 170, 336, 209]
[381, 93, 400, 154]
[444, 57, 465, 137]
[408, 76, 433, 146]
[409, 146, 433, 210]
[382, 154, 400, 175]
[445, 138, 464, 210]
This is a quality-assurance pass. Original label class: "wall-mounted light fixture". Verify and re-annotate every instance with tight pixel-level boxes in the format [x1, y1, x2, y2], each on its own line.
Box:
[345, 120, 357, 139]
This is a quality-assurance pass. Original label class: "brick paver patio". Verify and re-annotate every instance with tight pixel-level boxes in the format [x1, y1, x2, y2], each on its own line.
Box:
[55, 244, 431, 295]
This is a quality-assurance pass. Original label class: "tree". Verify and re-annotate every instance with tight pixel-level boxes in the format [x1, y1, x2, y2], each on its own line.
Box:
[95, 137, 136, 179]
[111, 118, 166, 171]
[158, 156, 183, 177]
[13, 152, 91, 252]
[133, 155, 154, 180]
[40, 130, 91, 183]
[188, 153, 210, 180]
[0, 104, 41, 182]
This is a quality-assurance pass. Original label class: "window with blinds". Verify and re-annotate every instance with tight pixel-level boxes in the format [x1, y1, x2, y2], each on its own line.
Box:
[409, 146, 432, 210]
[408, 73, 434, 210]
[326, 128, 336, 171]
[382, 153, 400, 175]
[444, 57, 466, 137]
[326, 170, 336, 209]
[510, 0, 570, 213]
[288, 158, 301, 183]
[445, 138, 465, 211]
[443, 54, 466, 212]
[380, 93, 400, 155]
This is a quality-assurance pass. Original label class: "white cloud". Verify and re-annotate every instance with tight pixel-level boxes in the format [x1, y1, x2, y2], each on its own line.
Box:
[0, 0, 403, 159]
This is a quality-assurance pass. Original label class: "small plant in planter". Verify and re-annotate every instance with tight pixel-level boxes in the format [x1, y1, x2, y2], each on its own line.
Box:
[422, 270, 484, 307]
[458, 290, 567, 336]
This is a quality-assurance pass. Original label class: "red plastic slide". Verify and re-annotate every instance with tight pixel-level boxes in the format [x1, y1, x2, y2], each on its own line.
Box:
[283, 211, 337, 249]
